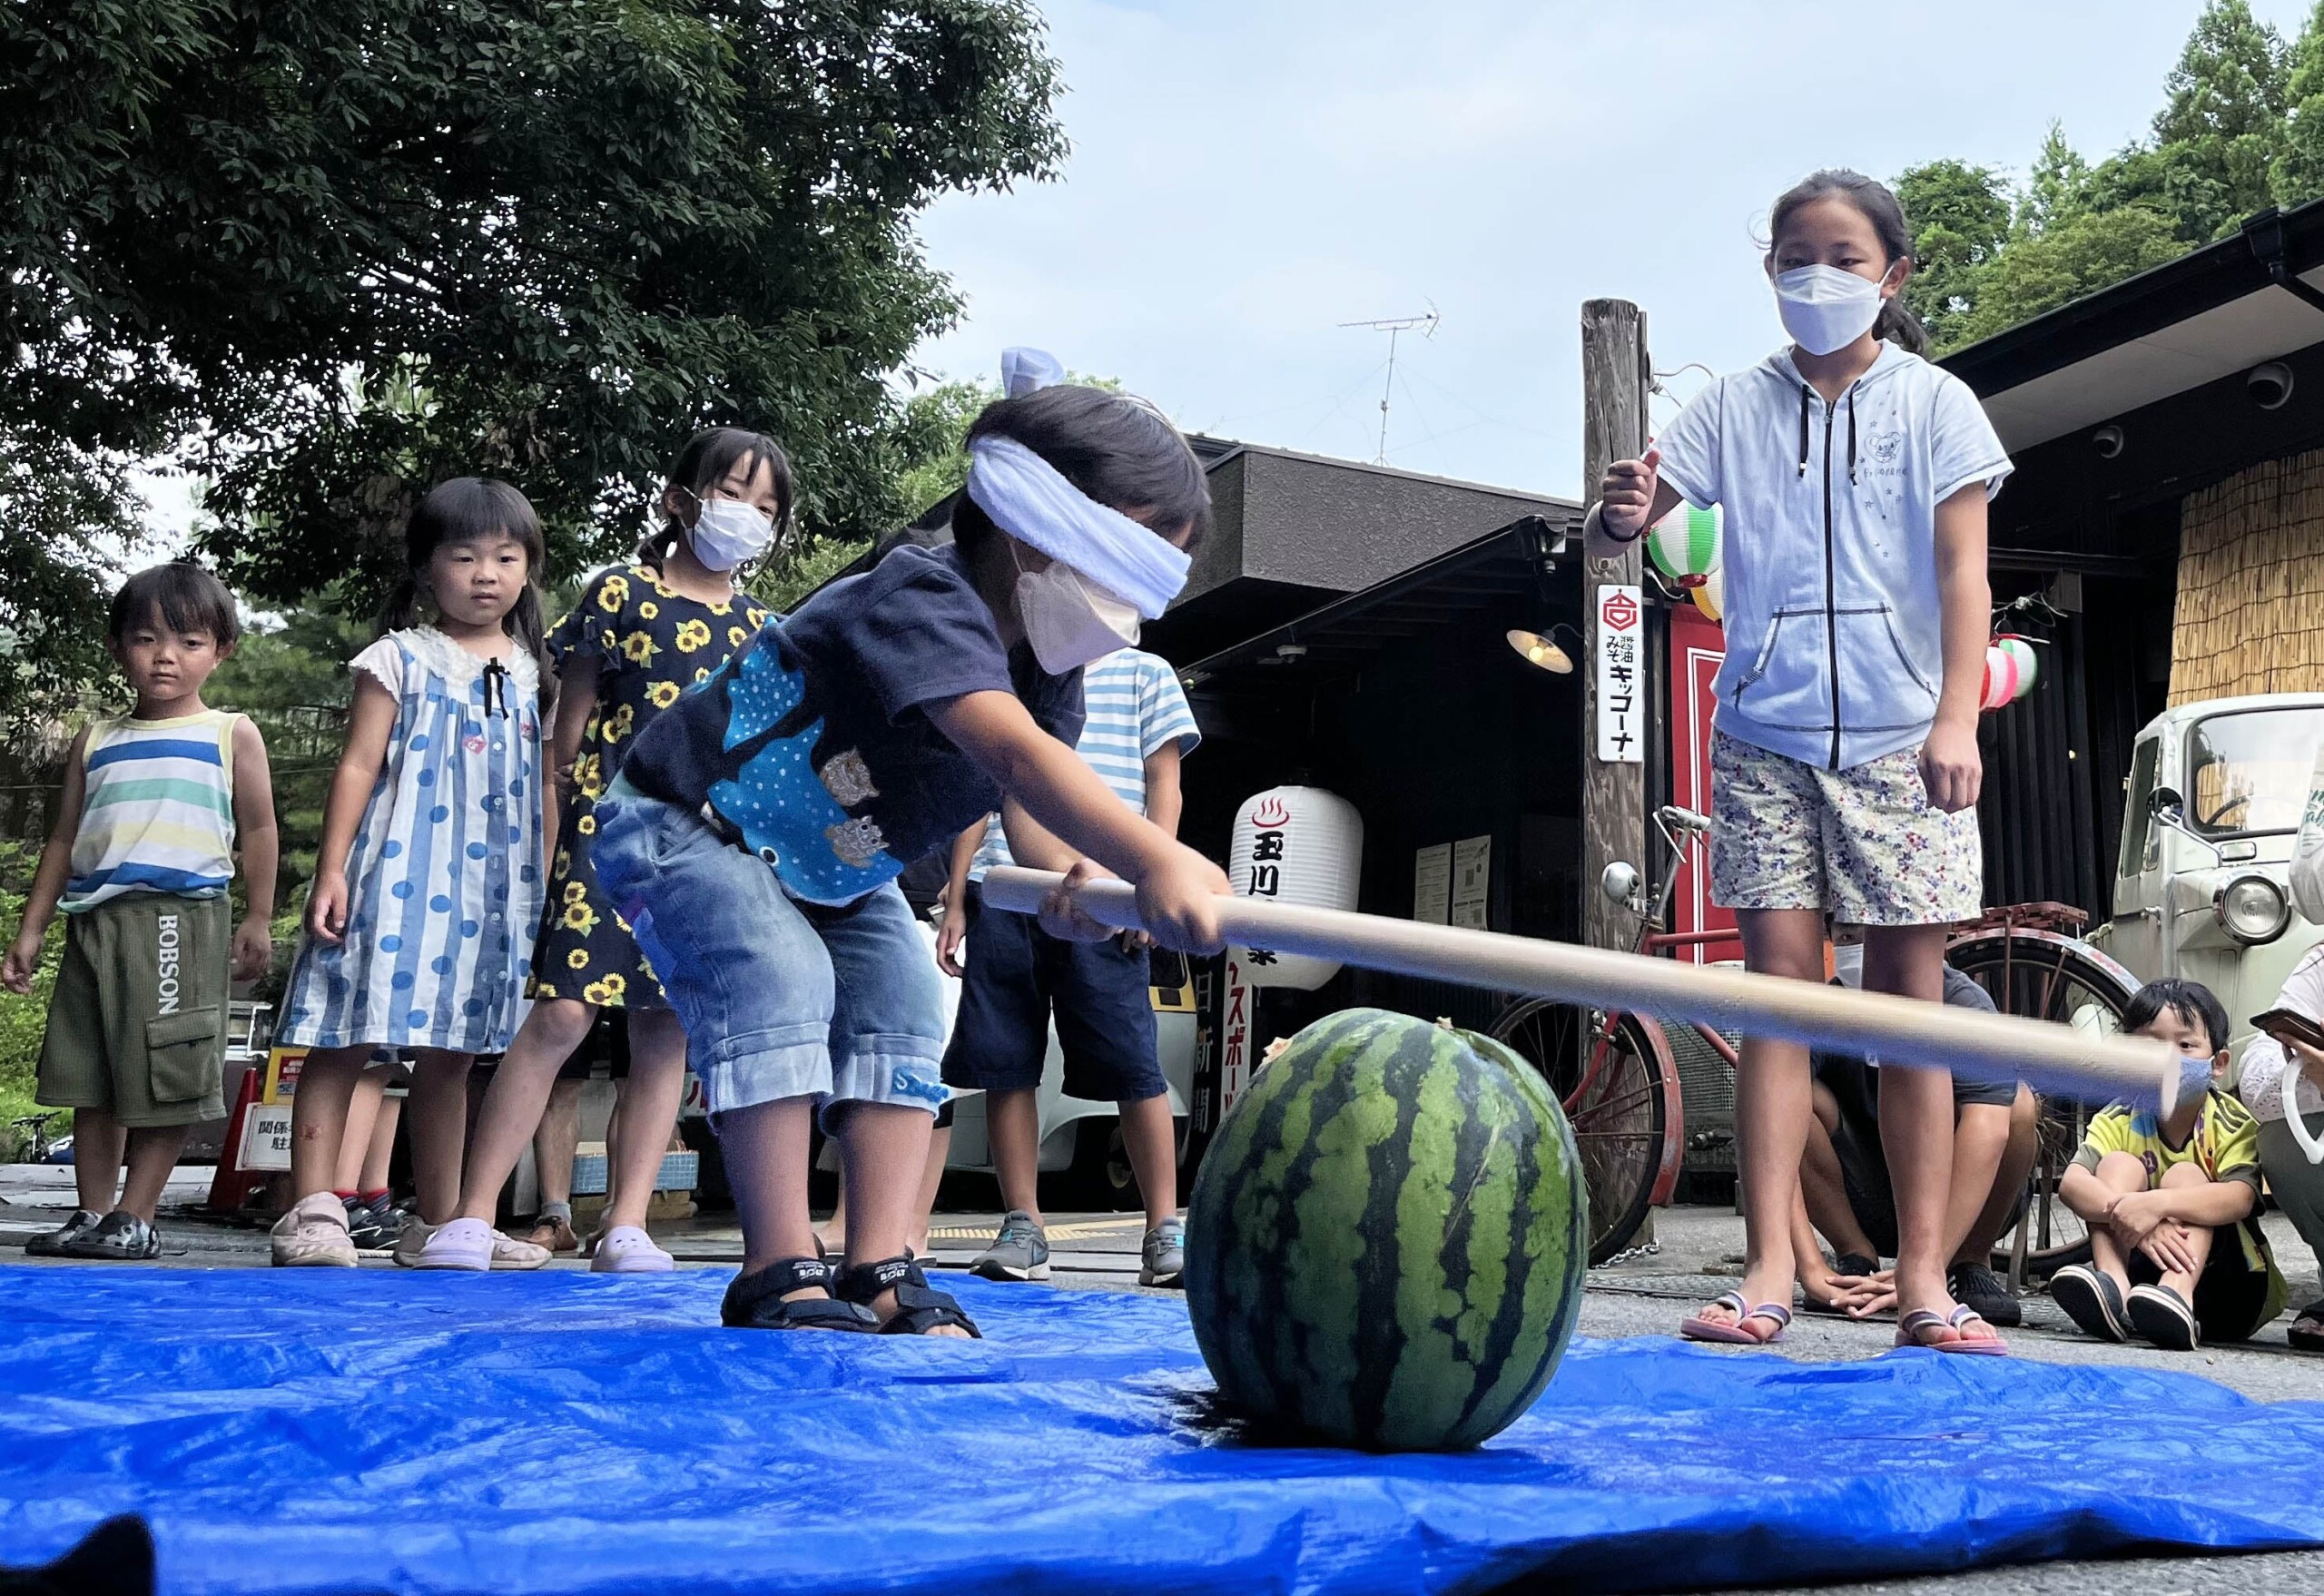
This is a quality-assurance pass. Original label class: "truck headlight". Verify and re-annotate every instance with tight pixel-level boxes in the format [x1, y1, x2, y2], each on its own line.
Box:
[2215, 875, 2290, 945]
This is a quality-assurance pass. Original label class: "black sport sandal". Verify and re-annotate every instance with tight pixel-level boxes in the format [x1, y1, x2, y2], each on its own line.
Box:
[836, 1254, 980, 1337]
[720, 1257, 879, 1332]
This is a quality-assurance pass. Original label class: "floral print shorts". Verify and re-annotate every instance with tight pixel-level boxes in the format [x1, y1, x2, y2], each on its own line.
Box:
[1709, 731, 1981, 926]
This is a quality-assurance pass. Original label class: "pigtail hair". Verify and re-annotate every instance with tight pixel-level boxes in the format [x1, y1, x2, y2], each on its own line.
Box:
[507, 583, 552, 681]
[634, 521, 681, 571]
[1876, 297, 1929, 356]
[379, 572, 422, 640]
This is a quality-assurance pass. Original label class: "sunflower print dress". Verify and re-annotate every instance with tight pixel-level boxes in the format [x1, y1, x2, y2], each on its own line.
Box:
[530, 563, 772, 1006]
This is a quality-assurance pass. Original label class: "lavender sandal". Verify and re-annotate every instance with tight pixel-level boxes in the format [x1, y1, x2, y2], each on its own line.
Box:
[1898, 1303, 2009, 1355]
[1680, 1291, 1790, 1345]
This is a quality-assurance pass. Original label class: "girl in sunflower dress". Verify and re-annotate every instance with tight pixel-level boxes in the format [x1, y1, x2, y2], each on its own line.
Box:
[419, 429, 788, 1274]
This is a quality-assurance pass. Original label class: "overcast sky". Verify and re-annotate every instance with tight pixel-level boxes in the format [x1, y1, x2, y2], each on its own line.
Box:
[909, 0, 2317, 499]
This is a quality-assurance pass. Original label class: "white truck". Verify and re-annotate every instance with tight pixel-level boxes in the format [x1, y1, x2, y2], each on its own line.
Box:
[2095, 691, 2324, 1059]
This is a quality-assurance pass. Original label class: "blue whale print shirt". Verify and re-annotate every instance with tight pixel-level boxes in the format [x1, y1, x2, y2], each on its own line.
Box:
[616, 544, 1084, 905]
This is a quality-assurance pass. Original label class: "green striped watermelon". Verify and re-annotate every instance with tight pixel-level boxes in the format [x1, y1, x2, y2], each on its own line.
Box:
[1184, 1007, 1589, 1451]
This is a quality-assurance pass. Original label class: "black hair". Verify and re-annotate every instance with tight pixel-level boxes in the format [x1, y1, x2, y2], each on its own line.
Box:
[381, 477, 550, 675]
[108, 562, 241, 648]
[1767, 169, 1928, 356]
[2122, 979, 2232, 1058]
[950, 385, 1212, 565]
[638, 427, 795, 569]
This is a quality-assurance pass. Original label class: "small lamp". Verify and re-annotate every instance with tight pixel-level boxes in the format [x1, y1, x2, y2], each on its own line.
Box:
[1506, 624, 1582, 675]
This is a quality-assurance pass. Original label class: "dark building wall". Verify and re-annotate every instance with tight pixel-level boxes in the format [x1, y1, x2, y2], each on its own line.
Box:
[1181, 572, 1584, 1032]
[1975, 571, 2174, 920]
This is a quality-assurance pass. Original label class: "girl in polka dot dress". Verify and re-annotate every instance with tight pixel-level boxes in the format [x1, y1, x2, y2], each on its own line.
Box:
[270, 478, 553, 1269]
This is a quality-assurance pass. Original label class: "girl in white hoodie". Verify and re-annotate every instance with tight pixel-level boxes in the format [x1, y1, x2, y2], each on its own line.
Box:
[1588, 170, 2014, 1353]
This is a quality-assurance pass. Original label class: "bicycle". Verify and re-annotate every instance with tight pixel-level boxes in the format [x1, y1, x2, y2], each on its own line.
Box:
[8, 1111, 70, 1165]
[1485, 805, 2139, 1274]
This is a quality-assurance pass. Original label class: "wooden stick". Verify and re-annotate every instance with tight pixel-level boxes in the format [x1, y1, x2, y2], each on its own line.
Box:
[980, 868, 2200, 1114]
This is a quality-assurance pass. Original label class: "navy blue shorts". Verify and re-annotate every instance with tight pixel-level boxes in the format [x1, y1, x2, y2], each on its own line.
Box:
[940, 882, 1166, 1103]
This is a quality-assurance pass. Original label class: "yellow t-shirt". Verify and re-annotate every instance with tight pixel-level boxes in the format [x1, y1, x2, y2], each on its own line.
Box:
[2073, 1089, 2285, 1315]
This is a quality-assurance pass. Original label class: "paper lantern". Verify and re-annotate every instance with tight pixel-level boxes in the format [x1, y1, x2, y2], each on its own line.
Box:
[1691, 565, 1725, 623]
[1227, 786, 1364, 990]
[1979, 643, 2021, 711]
[1996, 635, 2040, 695]
[1646, 503, 1722, 589]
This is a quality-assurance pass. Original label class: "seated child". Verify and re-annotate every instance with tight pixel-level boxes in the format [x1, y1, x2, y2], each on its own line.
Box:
[2052, 979, 2286, 1350]
[4, 564, 277, 1259]
[596, 383, 1226, 1335]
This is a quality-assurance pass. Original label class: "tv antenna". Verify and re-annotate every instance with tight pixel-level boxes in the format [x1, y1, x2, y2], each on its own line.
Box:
[1339, 301, 1439, 463]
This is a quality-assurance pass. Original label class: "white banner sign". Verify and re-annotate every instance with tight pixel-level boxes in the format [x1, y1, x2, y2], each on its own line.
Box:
[1594, 584, 1645, 764]
[239, 1103, 294, 1171]
[1451, 835, 1491, 930]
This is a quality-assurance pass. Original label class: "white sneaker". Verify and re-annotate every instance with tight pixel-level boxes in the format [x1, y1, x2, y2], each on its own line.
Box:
[399, 1215, 551, 1271]
[489, 1228, 551, 1270]
[271, 1192, 359, 1267]
[589, 1225, 675, 1274]
[412, 1217, 494, 1271]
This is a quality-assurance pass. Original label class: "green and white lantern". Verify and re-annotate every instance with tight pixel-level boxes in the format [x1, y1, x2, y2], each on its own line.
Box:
[1647, 502, 1722, 590]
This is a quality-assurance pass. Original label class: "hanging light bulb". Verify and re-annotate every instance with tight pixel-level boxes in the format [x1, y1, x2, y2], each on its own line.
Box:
[1506, 627, 1576, 675]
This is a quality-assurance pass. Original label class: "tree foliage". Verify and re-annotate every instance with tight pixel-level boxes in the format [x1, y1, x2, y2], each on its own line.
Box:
[0, 439, 136, 730]
[1896, 161, 2013, 351]
[1896, 0, 2324, 355]
[2277, 1, 2324, 206]
[0, 0, 1067, 620]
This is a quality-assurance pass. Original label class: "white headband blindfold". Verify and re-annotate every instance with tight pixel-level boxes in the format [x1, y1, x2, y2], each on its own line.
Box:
[963, 436, 1191, 620]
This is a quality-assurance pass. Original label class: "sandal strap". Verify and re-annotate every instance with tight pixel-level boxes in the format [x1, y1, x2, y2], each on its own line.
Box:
[1747, 1303, 1791, 1330]
[722, 1257, 879, 1332]
[1898, 1309, 1948, 1342]
[837, 1253, 982, 1338]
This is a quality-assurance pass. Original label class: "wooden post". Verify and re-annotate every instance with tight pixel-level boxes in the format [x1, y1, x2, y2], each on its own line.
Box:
[1580, 299, 1650, 958]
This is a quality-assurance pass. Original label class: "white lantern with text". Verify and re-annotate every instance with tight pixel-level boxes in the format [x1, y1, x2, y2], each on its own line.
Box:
[1226, 786, 1364, 990]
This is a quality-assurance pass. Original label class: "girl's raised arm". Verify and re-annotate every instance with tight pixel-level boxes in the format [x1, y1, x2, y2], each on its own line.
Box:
[1587, 448, 1679, 562]
[307, 674, 399, 944]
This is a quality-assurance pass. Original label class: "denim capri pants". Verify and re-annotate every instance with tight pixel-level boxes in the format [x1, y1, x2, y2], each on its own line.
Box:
[592, 776, 949, 1126]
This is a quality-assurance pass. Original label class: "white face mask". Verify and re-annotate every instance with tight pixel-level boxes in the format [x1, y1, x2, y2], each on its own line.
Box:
[1773, 263, 1890, 356]
[1013, 547, 1139, 674]
[687, 496, 775, 572]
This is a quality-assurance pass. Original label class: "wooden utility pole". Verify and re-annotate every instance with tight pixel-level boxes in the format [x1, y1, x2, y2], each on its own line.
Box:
[1579, 300, 1649, 956]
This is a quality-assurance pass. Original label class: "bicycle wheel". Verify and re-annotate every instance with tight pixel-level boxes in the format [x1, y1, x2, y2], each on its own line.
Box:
[1945, 929, 2140, 1276]
[1487, 998, 1675, 1266]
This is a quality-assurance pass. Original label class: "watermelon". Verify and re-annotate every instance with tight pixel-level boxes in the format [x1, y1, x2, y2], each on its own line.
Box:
[1183, 1008, 1589, 1451]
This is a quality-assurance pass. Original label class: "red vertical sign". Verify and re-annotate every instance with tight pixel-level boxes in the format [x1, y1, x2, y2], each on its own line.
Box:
[1667, 604, 1737, 961]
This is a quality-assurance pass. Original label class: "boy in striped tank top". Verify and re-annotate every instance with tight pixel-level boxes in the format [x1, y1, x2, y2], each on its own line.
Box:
[5, 565, 278, 1260]
[937, 645, 1199, 1288]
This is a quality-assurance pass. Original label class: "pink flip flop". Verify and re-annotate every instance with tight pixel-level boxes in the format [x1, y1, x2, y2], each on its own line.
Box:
[1680, 1290, 1791, 1345]
[1898, 1304, 2009, 1355]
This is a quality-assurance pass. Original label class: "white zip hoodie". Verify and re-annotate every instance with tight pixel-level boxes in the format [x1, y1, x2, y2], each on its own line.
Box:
[1653, 342, 2011, 770]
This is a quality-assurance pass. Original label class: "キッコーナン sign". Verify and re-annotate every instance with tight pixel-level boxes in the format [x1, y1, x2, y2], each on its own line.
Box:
[1594, 584, 1644, 764]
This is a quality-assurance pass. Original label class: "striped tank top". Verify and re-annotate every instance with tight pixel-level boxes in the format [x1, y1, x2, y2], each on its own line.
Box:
[61, 710, 241, 912]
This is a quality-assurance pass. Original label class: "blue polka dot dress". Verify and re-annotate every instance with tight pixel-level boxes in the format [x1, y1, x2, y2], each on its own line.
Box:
[278, 628, 546, 1054]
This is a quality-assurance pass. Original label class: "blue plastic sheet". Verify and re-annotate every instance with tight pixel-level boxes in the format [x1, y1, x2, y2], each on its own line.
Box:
[2, 1264, 2322, 1595]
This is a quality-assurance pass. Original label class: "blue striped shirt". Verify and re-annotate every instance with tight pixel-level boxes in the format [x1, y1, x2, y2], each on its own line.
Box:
[970, 648, 1198, 880]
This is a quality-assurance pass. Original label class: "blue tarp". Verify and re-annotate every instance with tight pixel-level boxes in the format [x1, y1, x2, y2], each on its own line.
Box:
[2, 1264, 2321, 1594]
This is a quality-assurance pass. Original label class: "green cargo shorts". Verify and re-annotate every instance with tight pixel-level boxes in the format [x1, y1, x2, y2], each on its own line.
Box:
[38, 892, 231, 1128]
